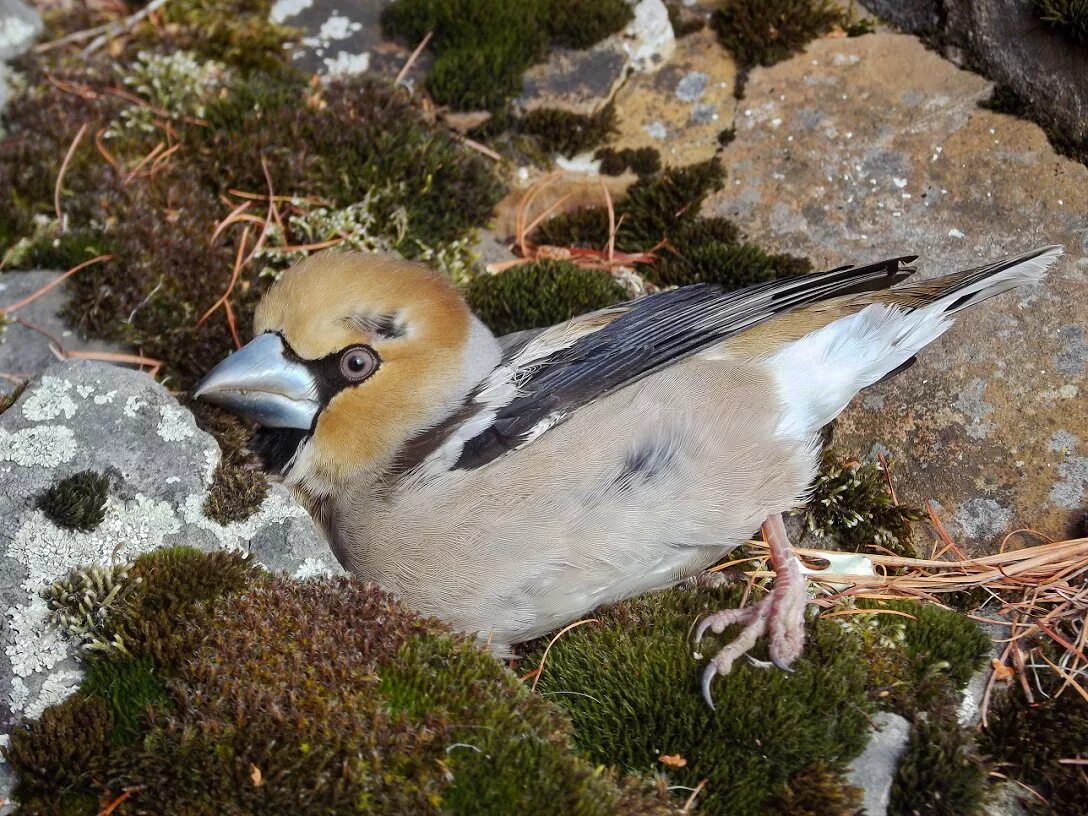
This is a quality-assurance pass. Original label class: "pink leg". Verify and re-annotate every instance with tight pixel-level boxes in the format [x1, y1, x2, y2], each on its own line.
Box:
[694, 512, 809, 708]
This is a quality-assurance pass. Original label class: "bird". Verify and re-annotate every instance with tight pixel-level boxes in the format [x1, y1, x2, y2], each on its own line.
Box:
[194, 244, 1062, 705]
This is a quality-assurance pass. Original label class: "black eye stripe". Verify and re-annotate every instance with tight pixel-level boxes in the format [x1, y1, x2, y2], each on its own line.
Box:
[270, 332, 381, 405]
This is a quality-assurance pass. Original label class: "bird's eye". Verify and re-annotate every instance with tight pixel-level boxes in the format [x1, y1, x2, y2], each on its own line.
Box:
[338, 346, 378, 382]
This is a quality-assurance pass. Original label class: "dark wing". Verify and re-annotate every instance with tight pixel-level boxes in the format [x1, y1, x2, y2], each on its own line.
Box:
[390, 256, 917, 479]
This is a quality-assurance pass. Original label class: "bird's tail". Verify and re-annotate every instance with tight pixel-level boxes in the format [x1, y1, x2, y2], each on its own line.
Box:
[767, 245, 1064, 440]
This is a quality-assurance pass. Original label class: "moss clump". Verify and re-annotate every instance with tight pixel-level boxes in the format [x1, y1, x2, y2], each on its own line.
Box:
[37, 471, 111, 532]
[768, 762, 863, 816]
[889, 715, 989, 816]
[193, 403, 270, 524]
[518, 104, 618, 157]
[651, 235, 812, 289]
[854, 599, 991, 716]
[107, 546, 263, 665]
[593, 146, 662, 176]
[712, 0, 843, 97]
[717, 126, 737, 147]
[40, 561, 136, 653]
[6, 548, 679, 815]
[382, 0, 632, 111]
[1034, 0, 1088, 43]
[467, 260, 627, 334]
[979, 682, 1088, 815]
[666, 1, 708, 37]
[3, 695, 114, 812]
[524, 585, 873, 816]
[802, 450, 924, 557]
[0, 382, 26, 414]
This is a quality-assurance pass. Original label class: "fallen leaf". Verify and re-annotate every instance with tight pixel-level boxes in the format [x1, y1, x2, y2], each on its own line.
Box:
[250, 763, 263, 787]
[992, 658, 1015, 680]
[659, 754, 688, 768]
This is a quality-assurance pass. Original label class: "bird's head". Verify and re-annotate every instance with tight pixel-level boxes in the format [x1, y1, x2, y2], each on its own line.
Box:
[194, 252, 500, 499]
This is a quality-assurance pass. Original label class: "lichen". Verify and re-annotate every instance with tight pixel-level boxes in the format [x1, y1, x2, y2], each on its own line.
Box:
[37, 471, 111, 532]
[467, 260, 628, 335]
[801, 450, 924, 558]
[711, 0, 843, 97]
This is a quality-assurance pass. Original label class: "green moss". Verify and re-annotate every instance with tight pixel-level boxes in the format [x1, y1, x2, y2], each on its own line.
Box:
[151, 0, 299, 74]
[533, 205, 611, 248]
[382, 0, 631, 111]
[845, 17, 877, 37]
[979, 682, 1088, 815]
[802, 449, 924, 558]
[37, 471, 111, 532]
[617, 157, 726, 248]
[593, 146, 662, 176]
[82, 656, 172, 744]
[549, 0, 635, 48]
[523, 586, 873, 816]
[1034, 0, 1088, 43]
[889, 715, 989, 816]
[712, 0, 843, 97]
[851, 599, 990, 716]
[650, 236, 811, 289]
[518, 104, 618, 157]
[467, 260, 627, 334]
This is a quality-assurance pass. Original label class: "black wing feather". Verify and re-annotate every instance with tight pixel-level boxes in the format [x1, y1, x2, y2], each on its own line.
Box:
[454, 256, 917, 469]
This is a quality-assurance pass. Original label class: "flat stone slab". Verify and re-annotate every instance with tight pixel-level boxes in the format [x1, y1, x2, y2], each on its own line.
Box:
[707, 32, 1088, 550]
[0, 270, 130, 398]
[0, 361, 341, 804]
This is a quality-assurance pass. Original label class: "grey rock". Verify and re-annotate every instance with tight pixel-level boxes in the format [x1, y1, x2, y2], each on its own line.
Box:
[515, 39, 631, 117]
[0, 0, 40, 61]
[0, 270, 130, 398]
[863, 0, 1088, 147]
[846, 711, 912, 816]
[0, 361, 341, 805]
[270, 0, 414, 80]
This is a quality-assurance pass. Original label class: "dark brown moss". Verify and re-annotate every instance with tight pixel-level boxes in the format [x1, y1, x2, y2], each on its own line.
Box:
[192, 402, 269, 524]
[518, 104, 618, 157]
[593, 146, 662, 176]
[37, 471, 111, 532]
[979, 681, 1088, 816]
[768, 762, 864, 816]
[666, 1, 708, 37]
[712, 0, 843, 97]
[889, 715, 989, 816]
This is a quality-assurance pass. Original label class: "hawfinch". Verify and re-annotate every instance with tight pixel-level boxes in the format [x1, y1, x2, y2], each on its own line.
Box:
[195, 245, 1062, 705]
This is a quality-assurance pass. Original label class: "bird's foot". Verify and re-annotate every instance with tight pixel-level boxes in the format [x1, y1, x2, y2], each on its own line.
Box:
[694, 512, 808, 708]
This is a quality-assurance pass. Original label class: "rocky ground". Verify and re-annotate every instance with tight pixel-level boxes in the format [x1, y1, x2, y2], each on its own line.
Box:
[0, 0, 1085, 813]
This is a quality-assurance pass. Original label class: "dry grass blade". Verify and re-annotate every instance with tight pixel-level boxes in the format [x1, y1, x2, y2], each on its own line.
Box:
[1, 255, 113, 315]
[525, 618, 600, 692]
[55, 123, 90, 230]
[395, 30, 433, 87]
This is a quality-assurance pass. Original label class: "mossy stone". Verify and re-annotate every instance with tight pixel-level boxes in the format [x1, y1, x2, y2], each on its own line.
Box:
[382, 0, 631, 111]
[467, 260, 627, 335]
[523, 586, 874, 816]
[37, 471, 110, 532]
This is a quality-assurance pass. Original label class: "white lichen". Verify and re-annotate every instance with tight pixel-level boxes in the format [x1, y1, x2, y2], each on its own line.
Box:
[93, 390, 118, 405]
[182, 490, 308, 549]
[124, 395, 148, 417]
[0, 425, 76, 468]
[293, 556, 337, 579]
[157, 405, 195, 442]
[21, 376, 78, 421]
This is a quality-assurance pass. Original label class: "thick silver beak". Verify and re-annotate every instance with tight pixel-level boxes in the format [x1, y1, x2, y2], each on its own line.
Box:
[193, 333, 320, 430]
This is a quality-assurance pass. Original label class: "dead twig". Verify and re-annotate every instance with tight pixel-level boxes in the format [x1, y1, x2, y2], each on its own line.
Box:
[55, 123, 90, 231]
[395, 31, 433, 87]
[1, 255, 113, 315]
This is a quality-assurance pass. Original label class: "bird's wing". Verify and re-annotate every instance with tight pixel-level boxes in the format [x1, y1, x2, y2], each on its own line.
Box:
[398, 256, 916, 478]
